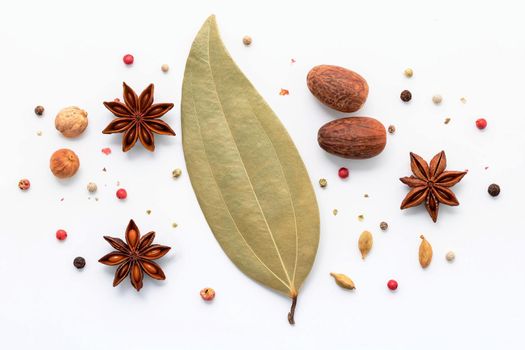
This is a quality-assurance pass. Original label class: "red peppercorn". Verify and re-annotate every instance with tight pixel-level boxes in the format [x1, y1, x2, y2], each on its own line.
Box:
[476, 118, 487, 130]
[200, 287, 216, 301]
[56, 229, 67, 241]
[18, 179, 30, 190]
[338, 167, 349, 179]
[116, 188, 127, 199]
[123, 54, 134, 65]
[387, 279, 398, 291]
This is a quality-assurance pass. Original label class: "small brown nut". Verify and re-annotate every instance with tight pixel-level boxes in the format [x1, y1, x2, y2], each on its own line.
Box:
[307, 65, 368, 113]
[318, 117, 387, 159]
[55, 106, 88, 138]
[50, 149, 80, 179]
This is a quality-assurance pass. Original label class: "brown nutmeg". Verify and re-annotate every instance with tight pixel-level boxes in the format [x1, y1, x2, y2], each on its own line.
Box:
[50, 149, 80, 178]
[318, 117, 386, 159]
[55, 106, 88, 138]
[307, 65, 368, 113]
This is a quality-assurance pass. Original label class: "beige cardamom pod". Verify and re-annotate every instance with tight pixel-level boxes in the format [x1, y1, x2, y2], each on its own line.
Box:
[358, 230, 373, 259]
[330, 272, 356, 290]
[419, 235, 433, 268]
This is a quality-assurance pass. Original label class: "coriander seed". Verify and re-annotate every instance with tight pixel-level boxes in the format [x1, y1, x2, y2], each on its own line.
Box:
[445, 251, 455, 262]
[34, 105, 45, 116]
[404, 68, 413, 78]
[380, 221, 388, 231]
[87, 182, 97, 193]
[488, 183, 500, 197]
[388, 125, 396, 134]
[432, 94, 443, 104]
[172, 168, 182, 178]
[400, 90, 412, 102]
[319, 178, 327, 188]
[242, 35, 252, 46]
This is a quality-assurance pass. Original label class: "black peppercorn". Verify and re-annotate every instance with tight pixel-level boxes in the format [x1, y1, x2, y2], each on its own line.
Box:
[488, 183, 500, 197]
[73, 256, 86, 269]
[400, 90, 412, 102]
[34, 105, 45, 116]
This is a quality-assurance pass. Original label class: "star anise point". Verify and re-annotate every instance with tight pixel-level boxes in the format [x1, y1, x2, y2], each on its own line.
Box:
[102, 83, 175, 152]
[99, 220, 171, 291]
[400, 151, 466, 222]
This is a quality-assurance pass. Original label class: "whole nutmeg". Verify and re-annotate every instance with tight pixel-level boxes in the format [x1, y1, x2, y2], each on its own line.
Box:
[55, 106, 88, 138]
[318, 117, 387, 159]
[307, 65, 368, 113]
[50, 149, 80, 179]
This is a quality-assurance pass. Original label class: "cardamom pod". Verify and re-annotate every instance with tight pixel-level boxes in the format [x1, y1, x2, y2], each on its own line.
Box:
[358, 230, 373, 259]
[419, 235, 433, 268]
[330, 272, 356, 290]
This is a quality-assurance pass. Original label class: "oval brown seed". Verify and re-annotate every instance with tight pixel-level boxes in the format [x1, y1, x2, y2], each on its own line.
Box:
[419, 235, 433, 268]
[358, 230, 373, 260]
[330, 272, 356, 290]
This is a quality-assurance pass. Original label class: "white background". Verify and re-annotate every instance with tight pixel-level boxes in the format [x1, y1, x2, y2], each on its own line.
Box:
[1, 0, 524, 349]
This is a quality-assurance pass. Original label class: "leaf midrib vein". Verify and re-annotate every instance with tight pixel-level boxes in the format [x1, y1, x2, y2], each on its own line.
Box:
[205, 23, 293, 287]
[186, 67, 290, 290]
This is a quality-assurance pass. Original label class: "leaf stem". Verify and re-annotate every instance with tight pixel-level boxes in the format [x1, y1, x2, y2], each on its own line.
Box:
[287, 295, 298, 325]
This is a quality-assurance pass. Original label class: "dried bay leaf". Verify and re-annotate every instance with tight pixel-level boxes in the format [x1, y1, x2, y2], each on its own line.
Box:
[181, 15, 320, 325]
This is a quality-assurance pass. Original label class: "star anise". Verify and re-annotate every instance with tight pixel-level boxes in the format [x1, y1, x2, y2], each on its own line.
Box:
[400, 151, 467, 222]
[102, 83, 175, 152]
[99, 219, 171, 291]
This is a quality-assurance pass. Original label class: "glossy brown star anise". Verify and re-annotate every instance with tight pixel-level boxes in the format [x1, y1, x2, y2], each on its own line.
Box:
[400, 151, 467, 222]
[102, 82, 175, 152]
[99, 219, 171, 291]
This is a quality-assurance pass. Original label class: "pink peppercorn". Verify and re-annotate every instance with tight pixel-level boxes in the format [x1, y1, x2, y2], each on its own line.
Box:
[338, 167, 349, 179]
[116, 188, 127, 200]
[123, 54, 134, 65]
[387, 279, 398, 291]
[200, 287, 216, 301]
[18, 179, 30, 190]
[476, 118, 487, 130]
[56, 229, 67, 241]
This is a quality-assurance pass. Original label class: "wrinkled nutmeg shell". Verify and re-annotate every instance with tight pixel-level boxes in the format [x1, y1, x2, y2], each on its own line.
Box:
[318, 117, 386, 159]
[55, 106, 88, 138]
[307, 65, 368, 113]
[50, 148, 80, 179]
